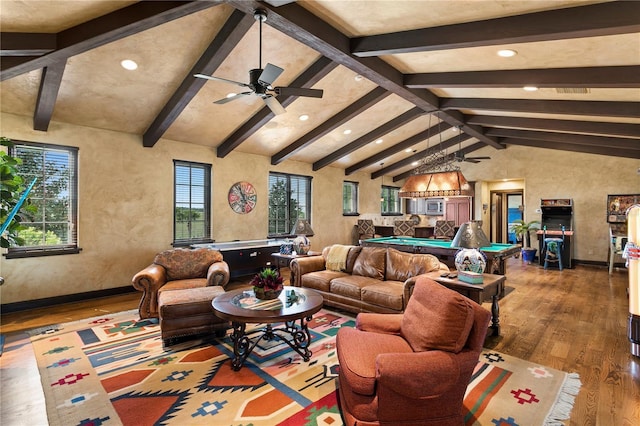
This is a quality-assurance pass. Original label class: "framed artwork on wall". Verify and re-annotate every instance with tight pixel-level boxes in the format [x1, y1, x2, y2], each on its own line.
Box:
[607, 194, 640, 223]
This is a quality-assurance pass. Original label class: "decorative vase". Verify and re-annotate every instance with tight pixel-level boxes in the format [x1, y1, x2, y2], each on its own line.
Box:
[253, 287, 283, 300]
[454, 248, 487, 274]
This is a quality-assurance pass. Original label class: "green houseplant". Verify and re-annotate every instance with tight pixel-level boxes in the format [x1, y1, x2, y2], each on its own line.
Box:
[1, 136, 36, 248]
[250, 267, 284, 300]
[510, 219, 540, 263]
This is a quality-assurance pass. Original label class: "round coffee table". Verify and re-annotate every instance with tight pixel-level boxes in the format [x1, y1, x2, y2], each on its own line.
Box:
[212, 286, 323, 371]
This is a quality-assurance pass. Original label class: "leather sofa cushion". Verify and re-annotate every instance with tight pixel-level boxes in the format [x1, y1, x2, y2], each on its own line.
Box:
[352, 247, 386, 280]
[158, 286, 225, 318]
[337, 326, 413, 396]
[386, 248, 442, 282]
[361, 281, 405, 311]
[331, 275, 381, 299]
[301, 270, 349, 292]
[401, 277, 475, 353]
[154, 248, 224, 281]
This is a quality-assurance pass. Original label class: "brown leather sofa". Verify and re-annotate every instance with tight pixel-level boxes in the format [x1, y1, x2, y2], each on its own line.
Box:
[290, 245, 449, 314]
[336, 276, 491, 425]
[132, 247, 230, 319]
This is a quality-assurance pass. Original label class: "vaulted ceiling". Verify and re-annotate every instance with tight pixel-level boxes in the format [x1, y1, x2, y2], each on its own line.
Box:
[1, 0, 639, 183]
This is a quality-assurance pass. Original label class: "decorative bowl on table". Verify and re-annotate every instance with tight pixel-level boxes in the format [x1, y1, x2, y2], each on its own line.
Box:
[250, 268, 284, 300]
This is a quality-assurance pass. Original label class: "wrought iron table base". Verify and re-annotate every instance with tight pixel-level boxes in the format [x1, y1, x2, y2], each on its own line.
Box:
[229, 316, 313, 371]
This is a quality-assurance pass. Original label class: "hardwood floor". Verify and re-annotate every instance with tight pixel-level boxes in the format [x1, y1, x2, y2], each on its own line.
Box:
[1, 259, 638, 425]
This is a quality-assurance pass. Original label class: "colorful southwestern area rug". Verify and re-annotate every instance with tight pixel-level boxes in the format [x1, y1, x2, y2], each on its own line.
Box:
[28, 310, 580, 426]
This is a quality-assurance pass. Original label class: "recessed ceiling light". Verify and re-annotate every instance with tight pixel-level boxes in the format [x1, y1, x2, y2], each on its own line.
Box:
[523, 86, 539, 92]
[411, 161, 419, 166]
[375, 139, 383, 144]
[354, 75, 363, 81]
[299, 114, 309, 121]
[120, 59, 138, 70]
[226, 92, 237, 98]
[405, 148, 412, 153]
[497, 49, 517, 57]
[343, 129, 352, 135]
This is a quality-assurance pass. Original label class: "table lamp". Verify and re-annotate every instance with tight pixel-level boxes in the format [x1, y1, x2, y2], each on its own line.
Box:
[291, 219, 314, 255]
[451, 221, 491, 274]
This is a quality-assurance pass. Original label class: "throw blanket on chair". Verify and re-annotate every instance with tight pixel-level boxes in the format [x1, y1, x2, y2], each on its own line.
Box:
[326, 244, 353, 271]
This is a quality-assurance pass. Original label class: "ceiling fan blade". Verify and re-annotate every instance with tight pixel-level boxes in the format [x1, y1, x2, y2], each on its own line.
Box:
[258, 63, 284, 87]
[467, 156, 491, 160]
[464, 158, 482, 163]
[263, 95, 286, 115]
[194, 73, 250, 88]
[274, 87, 324, 98]
[213, 92, 252, 104]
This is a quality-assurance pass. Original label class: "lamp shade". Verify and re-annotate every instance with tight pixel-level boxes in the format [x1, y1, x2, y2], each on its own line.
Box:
[451, 221, 491, 249]
[399, 171, 472, 198]
[291, 219, 314, 236]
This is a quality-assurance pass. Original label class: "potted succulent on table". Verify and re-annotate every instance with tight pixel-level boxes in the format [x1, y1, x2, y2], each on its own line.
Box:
[510, 219, 540, 264]
[250, 267, 284, 300]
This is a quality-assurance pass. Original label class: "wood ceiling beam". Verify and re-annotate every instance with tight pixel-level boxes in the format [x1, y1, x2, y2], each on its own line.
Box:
[225, 0, 500, 149]
[502, 138, 640, 159]
[216, 55, 338, 157]
[405, 66, 640, 88]
[351, 2, 640, 57]
[467, 115, 640, 138]
[384, 135, 474, 181]
[345, 121, 453, 175]
[0, 1, 221, 81]
[271, 86, 390, 165]
[33, 60, 66, 131]
[440, 98, 640, 118]
[0, 33, 57, 56]
[486, 128, 640, 151]
[313, 107, 425, 171]
[143, 9, 255, 148]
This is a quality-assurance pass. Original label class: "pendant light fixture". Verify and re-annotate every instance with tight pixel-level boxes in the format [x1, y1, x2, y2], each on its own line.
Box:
[399, 114, 472, 198]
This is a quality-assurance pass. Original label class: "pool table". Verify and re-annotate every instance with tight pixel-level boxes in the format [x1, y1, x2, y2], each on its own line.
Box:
[361, 236, 521, 275]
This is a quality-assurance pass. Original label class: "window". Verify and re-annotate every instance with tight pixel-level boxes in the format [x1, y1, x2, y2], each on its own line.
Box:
[381, 185, 402, 215]
[174, 160, 211, 246]
[343, 181, 359, 215]
[268, 172, 312, 236]
[8, 141, 79, 258]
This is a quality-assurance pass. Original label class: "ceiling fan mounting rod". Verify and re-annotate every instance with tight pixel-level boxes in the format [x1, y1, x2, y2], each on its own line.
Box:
[254, 9, 267, 70]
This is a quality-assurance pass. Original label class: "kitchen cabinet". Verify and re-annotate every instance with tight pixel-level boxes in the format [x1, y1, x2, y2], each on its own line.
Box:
[444, 197, 471, 226]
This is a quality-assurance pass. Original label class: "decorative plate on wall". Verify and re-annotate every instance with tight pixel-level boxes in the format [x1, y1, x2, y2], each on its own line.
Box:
[228, 181, 257, 214]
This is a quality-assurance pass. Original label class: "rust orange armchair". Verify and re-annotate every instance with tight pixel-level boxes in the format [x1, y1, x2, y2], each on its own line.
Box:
[336, 276, 491, 426]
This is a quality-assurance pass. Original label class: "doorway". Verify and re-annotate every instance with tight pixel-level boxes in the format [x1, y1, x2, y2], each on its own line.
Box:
[490, 190, 524, 244]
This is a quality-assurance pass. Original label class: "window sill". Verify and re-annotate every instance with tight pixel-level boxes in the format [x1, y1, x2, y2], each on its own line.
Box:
[4, 246, 82, 259]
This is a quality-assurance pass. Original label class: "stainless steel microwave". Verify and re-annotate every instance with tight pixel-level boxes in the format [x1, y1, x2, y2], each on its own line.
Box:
[425, 198, 444, 215]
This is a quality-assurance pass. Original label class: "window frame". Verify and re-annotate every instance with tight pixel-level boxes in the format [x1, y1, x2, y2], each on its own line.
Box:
[343, 180, 359, 216]
[6, 141, 80, 259]
[381, 185, 403, 216]
[268, 172, 312, 237]
[173, 160, 212, 247]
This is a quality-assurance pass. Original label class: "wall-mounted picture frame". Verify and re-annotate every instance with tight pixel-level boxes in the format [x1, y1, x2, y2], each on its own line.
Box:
[607, 194, 640, 223]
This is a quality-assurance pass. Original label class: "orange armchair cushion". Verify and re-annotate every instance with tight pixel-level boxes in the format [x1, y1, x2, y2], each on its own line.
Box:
[401, 277, 475, 353]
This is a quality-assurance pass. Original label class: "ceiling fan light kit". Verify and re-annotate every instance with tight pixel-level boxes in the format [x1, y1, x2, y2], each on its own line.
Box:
[194, 9, 323, 116]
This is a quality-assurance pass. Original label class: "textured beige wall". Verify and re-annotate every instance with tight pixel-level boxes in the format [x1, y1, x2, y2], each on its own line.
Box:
[1, 111, 638, 304]
[0, 113, 364, 304]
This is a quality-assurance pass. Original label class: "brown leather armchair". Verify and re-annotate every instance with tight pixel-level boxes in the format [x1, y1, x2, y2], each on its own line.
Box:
[336, 276, 491, 426]
[132, 248, 230, 319]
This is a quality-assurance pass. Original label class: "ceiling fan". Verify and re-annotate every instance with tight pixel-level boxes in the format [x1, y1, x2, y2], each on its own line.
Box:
[453, 126, 491, 163]
[194, 9, 323, 115]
